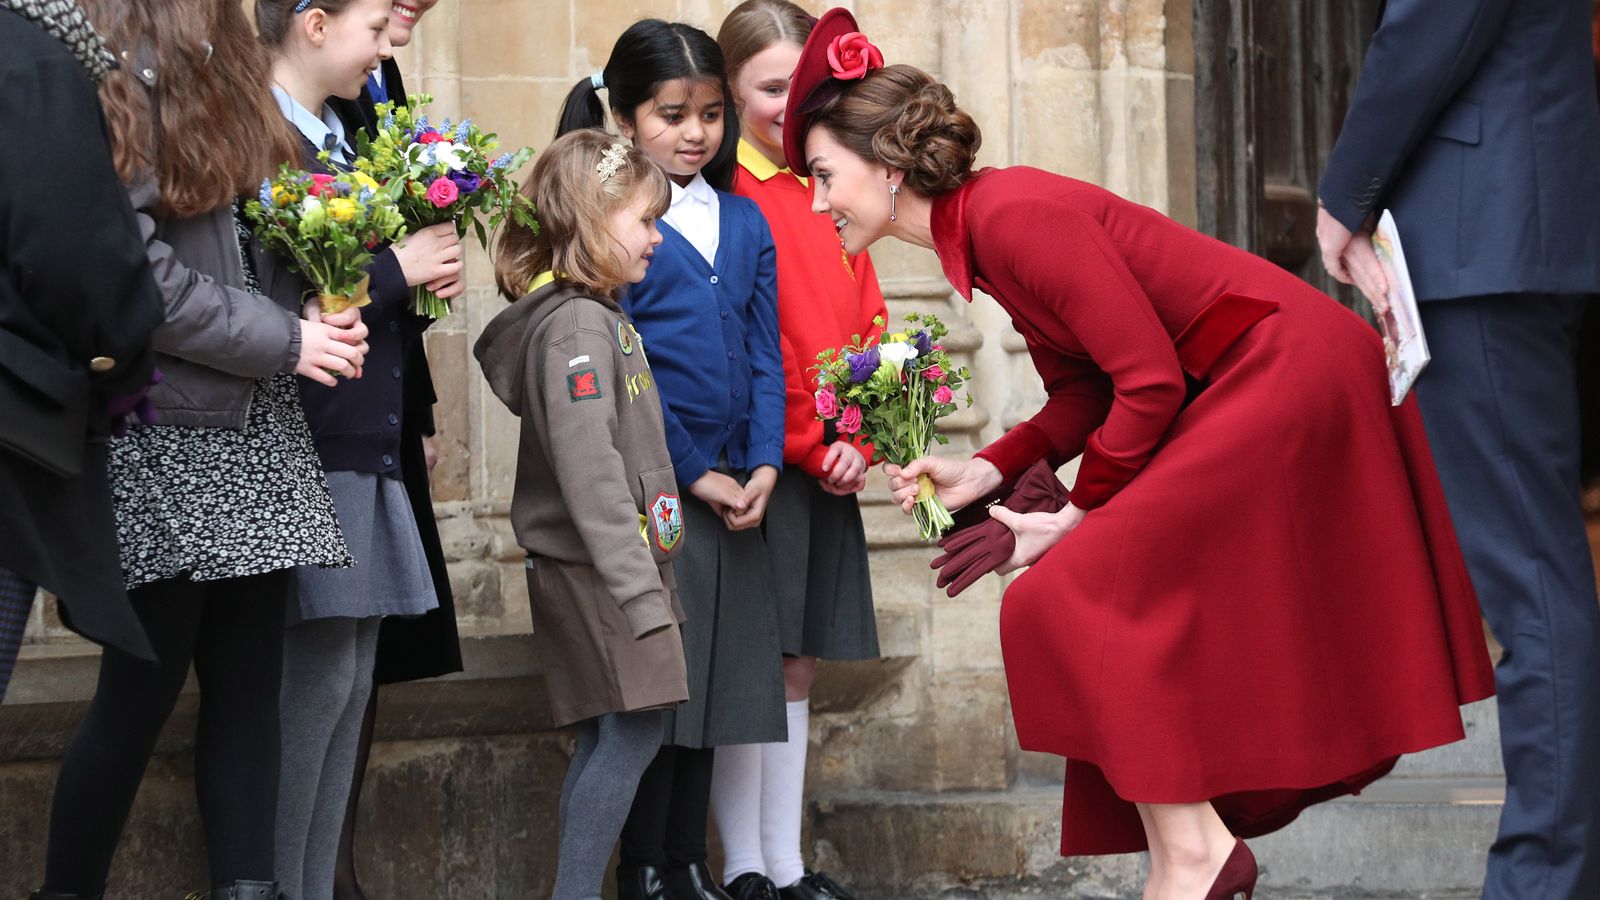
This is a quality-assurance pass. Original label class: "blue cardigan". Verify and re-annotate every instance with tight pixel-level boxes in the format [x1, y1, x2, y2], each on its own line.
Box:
[622, 191, 785, 486]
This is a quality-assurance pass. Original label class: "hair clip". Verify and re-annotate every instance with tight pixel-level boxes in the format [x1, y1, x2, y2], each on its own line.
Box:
[596, 142, 628, 182]
[294, 0, 314, 14]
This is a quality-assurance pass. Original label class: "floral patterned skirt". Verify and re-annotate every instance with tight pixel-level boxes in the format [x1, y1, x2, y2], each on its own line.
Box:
[109, 373, 351, 589]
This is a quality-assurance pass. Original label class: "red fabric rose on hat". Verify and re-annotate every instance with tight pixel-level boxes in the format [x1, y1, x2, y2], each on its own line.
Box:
[827, 31, 884, 80]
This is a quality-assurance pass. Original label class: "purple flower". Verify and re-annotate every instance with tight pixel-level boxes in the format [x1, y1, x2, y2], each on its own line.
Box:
[448, 170, 482, 194]
[913, 331, 933, 357]
[847, 347, 880, 383]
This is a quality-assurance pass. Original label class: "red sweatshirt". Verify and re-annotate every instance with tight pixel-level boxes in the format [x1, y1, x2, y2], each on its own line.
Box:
[733, 140, 887, 479]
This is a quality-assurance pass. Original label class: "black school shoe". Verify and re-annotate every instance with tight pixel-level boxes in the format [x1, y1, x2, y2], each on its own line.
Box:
[617, 864, 670, 900]
[724, 873, 781, 900]
[663, 861, 735, 900]
[777, 871, 860, 900]
[182, 880, 279, 900]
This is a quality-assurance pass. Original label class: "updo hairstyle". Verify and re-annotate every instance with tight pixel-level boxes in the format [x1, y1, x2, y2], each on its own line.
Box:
[809, 64, 981, 195]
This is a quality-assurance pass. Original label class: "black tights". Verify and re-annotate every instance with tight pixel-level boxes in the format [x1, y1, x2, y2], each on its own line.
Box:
[43, 572, 288, 895]
[620, 746, 716, 867]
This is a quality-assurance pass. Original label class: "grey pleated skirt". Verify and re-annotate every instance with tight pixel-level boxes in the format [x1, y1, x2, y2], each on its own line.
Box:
[764, 468, 878, 660]
[662, 494, 786, 748]
[293, 471, 439, 624]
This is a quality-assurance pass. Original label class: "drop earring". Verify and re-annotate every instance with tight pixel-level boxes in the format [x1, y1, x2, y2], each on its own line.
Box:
[889, 183, 900, 222]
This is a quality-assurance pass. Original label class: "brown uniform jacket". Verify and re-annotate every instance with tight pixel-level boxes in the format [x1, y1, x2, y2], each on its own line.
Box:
[476, 279, 687, 726]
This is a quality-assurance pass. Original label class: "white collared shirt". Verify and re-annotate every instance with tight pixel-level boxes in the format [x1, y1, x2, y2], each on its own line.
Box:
[271, 84, 353, 167]
[662, 172, 720, 268]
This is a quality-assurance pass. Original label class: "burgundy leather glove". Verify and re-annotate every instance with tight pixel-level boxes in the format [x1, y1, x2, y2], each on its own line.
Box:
[106, 368, 162, 437]
[930, 459, 1071, 597]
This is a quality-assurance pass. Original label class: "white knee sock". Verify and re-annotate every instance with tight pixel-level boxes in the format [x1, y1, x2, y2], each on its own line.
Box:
[711, 741, 766, 882]
[762, 699, 810, 887]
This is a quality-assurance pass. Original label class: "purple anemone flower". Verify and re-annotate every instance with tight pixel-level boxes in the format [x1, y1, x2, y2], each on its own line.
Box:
[847, 346, 881, 383]
[913, 331, 933, 357]
[448, 170, 482, 194]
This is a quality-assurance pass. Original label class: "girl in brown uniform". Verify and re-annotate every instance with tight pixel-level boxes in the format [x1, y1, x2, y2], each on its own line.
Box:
[475, 129, 688, 900]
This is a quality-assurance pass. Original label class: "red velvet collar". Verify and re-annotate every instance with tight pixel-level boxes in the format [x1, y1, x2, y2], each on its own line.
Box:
[930, 170, 991, 302]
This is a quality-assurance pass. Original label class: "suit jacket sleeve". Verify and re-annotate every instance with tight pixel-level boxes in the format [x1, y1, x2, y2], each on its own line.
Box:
[4, 53, 163, 396]
[130, 178, 302, 377]
[972, 200, 1186, 510]
[534, 325, 672, 638]
[1318, 0, 1514, 232]
[743, 216, 786, 472]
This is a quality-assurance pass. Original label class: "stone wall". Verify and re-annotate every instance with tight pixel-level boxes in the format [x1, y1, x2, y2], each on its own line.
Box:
[2, 1, 1198, 895]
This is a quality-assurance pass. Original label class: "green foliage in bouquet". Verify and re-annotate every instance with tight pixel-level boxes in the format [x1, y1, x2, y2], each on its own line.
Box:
[813, 312, 973, 540]
[353, 94, 537, 318]
[244, 161, 406, 315]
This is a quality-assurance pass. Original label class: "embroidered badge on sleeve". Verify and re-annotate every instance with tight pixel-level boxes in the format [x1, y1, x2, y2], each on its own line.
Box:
[649, 492, 683, 552]
[616, 320, 636, 355]
[567, 368, 602, 402]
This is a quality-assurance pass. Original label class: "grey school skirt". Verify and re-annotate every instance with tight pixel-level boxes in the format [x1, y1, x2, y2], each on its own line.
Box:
[662, 493, 786, 748]
[764, 468, 878, 660]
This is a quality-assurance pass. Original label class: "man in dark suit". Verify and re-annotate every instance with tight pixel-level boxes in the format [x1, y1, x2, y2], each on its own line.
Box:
[1318, 1, 1600, 897]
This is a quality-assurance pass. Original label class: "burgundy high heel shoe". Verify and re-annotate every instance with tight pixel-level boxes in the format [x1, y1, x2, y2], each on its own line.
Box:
[1204, 838, 1258, 900]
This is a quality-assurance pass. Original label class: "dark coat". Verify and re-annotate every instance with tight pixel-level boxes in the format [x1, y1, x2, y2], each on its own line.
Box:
[1320, 0, 1600, 301]
[0, 8, 165, 659]
[330, 61, 462, 682]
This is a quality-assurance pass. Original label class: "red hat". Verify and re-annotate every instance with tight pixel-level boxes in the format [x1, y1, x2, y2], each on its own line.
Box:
[781, 7, 886, 175]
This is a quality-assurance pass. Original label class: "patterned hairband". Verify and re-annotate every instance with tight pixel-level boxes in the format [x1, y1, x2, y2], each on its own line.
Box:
[294, 0, 313, 13]
[596, 143, 628, 182]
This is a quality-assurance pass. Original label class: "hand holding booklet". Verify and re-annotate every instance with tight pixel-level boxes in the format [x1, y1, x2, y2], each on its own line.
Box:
[1369, 210, 1430, 406]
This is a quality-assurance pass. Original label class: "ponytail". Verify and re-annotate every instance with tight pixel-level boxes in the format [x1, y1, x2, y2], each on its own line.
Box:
[555, 70, 609, 139]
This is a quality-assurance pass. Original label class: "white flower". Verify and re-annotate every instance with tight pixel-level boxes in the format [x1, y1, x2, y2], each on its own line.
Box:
[301, 196, 323, 212]
[433, 141, 468, 171]
[877, 341, 919, 372]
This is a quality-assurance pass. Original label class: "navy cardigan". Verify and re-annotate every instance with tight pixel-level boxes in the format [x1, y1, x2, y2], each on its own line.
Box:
[293, 136, 421, 478]
[621, 191, 785, 486]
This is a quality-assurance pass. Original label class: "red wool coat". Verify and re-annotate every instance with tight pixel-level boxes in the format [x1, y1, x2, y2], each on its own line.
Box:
[733, 141, 886, 477]
[933, 167, 1496, 855]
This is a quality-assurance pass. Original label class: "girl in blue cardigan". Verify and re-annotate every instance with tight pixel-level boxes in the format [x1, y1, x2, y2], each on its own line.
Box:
[556, 20, 787, 900]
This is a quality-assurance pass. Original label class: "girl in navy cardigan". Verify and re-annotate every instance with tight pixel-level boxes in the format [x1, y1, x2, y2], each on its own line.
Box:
[556, 20, 788, 900]
[257, 2, 463, 899]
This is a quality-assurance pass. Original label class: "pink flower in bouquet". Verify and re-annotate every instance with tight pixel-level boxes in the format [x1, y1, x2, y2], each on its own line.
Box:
[426, 176, 460, 209]
[416, 130, 446, 145]
[934, 385, 954, 404]
[922, 364, 944, 381]
[308, 173, 337, 198]
[815, 385, 839, 419]
[827, 32, 884, 80]
[838, 404, 863, 434]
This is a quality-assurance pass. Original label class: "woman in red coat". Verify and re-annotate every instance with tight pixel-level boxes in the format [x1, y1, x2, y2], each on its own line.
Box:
[783, 10, 1496, 900]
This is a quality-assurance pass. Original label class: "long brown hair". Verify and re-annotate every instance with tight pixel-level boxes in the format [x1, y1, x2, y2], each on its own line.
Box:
[254, 0, 361, 48]
[83, 0, 301, 218]
[717, 0, 812, 90]
[494, 129, 671, 301]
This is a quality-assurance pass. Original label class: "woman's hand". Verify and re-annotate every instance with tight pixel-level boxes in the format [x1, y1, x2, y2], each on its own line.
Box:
[392, 222, 465, 298]
[421, 434, 439, 473]
[818, 441, 868, 495]
[885, 455, 1003, 515]
[724, 465, 779, 531]
[989, 502, 1087, 573]
[690, 470, 745, 517]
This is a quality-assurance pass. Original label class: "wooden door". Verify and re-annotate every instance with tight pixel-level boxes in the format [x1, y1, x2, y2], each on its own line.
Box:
[1194, 0, 1381, 305]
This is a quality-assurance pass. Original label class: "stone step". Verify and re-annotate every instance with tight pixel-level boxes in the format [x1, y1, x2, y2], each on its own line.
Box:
[808, 776, 1502, 900]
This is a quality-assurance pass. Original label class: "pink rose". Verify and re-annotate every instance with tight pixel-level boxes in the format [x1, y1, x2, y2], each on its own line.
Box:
[934, 386, 954, 404]
[827, 32, 885, 81]
[922, 364, 944, 381]
[838, 404, 863, 435]
[425, 176, 460, 209]
[416, 130, 445, 145]
[308, 172, 337, 198]
[815, 386, 839, 419]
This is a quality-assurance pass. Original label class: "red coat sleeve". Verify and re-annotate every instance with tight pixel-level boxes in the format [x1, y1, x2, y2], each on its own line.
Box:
[972, 199, 1187, 510]
[782, 331, 833, 478]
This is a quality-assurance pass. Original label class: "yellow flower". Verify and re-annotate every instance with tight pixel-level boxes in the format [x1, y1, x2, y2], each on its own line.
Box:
[271, 184, 294, 208]
[327, 198, 358, 224]
[887, 332, 908, 343]
[351, 172, 381, 193]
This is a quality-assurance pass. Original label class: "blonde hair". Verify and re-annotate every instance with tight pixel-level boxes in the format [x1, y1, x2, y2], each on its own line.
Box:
[717, 0, 812, 90]
[494, 129, 671, 301]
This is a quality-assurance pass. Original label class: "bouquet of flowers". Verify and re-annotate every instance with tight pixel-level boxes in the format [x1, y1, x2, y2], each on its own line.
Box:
[353, 93, 536, 318]
[813, 313, 972, 541]
[244, 162, 406, 316]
